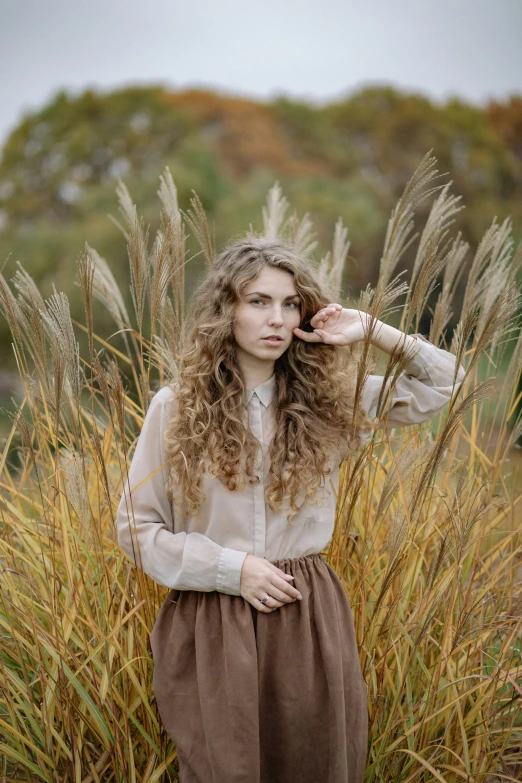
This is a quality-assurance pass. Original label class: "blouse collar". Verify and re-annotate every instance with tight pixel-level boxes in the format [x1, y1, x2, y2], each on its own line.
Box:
[243, 373, 276, 409]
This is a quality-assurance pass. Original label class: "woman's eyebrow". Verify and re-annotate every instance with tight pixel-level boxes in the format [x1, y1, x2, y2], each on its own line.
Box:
[246, 291, 300, 301]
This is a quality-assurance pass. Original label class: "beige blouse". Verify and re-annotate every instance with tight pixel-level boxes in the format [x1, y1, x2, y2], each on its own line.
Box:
[115, 334, 465, 595]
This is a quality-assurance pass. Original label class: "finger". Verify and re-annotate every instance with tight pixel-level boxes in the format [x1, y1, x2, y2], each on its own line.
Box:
[311, 308, 339, 327]
[317, 304, 341, 314]
[313, 329, 346, 344]
[268, 563, 295, 582]
[253, 598, 272, 613]
[318, 304, 342, 318]
[253, 596, 274, 612]
[271, 575, 302, 600]
[265, 564, 300, 595]
[276, 571, 294, 585]
[269, 583, 302, 603]
[310, 315, 328, 328]
[268, 584, 296, 603]
[255, 596, 283, 611]
[293, 327, 323, 342]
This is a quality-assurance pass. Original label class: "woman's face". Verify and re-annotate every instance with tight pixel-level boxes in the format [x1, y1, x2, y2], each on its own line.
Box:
[233, 266, 302, 375]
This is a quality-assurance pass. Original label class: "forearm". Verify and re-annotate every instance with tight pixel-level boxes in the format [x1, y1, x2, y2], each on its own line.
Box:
[117, 514, 247, 594]
[368, 319, 419, 359]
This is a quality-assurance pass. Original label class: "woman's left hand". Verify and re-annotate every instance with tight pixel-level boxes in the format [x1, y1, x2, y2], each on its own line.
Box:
[293, 304, 373, 346]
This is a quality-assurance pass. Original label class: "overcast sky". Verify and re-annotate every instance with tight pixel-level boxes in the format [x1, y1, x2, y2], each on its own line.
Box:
[1, 0, 521, 148]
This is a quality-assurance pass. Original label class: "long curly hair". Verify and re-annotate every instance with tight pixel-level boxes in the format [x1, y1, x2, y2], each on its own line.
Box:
[164, 236, 374, 523]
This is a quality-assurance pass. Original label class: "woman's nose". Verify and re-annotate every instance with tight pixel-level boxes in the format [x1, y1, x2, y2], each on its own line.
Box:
[268, 308, 284, 325]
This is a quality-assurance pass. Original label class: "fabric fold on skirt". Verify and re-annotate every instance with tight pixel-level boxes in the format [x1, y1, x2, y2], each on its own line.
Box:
[150, 552, 368, 783]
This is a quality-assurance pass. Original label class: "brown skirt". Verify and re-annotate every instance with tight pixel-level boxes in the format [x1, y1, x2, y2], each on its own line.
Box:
[150, 552, 368, 783]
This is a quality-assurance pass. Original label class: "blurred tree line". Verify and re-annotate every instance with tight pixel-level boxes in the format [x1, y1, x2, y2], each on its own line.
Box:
[0, 83, 520, 378]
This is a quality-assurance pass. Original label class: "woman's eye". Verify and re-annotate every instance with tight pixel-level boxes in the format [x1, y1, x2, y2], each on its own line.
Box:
[250, 300, 299, 308]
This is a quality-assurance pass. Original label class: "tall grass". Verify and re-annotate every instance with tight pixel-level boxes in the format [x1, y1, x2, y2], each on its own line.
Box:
[0, 153, 521, 782]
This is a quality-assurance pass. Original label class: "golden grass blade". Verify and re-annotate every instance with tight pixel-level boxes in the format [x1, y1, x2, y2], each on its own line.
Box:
[262, 181, 289, 239]
[183, 190, 215, 269]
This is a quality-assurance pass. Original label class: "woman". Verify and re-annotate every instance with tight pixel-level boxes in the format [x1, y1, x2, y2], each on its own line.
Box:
[116, 236, 465, 782]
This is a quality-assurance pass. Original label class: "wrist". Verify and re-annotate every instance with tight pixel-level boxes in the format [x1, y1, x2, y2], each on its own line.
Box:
[368, 321, 418, 358]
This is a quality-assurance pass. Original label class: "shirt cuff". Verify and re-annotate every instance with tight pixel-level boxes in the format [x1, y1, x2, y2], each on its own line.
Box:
[402, 333, 432, 381]
[216, 547, 249, 596]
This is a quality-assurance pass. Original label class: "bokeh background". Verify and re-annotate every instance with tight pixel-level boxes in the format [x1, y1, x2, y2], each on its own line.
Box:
[1, 0, 521, 418]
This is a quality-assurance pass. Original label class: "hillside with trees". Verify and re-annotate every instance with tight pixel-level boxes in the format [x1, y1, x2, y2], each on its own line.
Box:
[0, 84, 520, 376]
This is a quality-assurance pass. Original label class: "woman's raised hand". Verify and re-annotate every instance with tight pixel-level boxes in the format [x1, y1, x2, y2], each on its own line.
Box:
[240, 554, 303, 613]
[293, 304, 373, 346]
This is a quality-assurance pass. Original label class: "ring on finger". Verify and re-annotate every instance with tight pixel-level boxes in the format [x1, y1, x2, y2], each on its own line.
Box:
[260, 594, 270, 605]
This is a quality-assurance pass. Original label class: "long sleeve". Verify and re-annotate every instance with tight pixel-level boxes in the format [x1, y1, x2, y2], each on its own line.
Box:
[115, 388, 248, 594]
[357, 333, 466, 444]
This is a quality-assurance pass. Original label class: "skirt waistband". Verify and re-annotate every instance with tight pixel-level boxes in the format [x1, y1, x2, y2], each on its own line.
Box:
[268, 552, 325, 572]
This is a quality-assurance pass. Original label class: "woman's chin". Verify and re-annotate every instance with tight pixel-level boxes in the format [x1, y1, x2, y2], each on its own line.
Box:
[259, 344, 286, 356]
[249, 346, 285, 362]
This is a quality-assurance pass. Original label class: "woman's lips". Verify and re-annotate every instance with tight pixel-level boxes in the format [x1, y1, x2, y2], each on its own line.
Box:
[262, 337, 284, 346]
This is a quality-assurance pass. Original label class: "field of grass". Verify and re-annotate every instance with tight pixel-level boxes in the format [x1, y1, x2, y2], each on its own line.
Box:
[0, 154, 520, 781]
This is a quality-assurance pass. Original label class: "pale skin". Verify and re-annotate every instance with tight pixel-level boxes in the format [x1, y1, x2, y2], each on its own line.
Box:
[233, 266, 418, 613]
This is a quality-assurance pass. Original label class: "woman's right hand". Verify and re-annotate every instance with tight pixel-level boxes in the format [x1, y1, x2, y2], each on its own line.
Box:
[239, 554, 303, 613]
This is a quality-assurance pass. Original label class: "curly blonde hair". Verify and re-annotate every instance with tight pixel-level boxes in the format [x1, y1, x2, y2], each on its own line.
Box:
[164, 236, 374, 523]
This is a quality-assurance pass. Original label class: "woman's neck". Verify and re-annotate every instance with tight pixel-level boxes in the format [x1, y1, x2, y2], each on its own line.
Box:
[238, 359, 275, 390]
